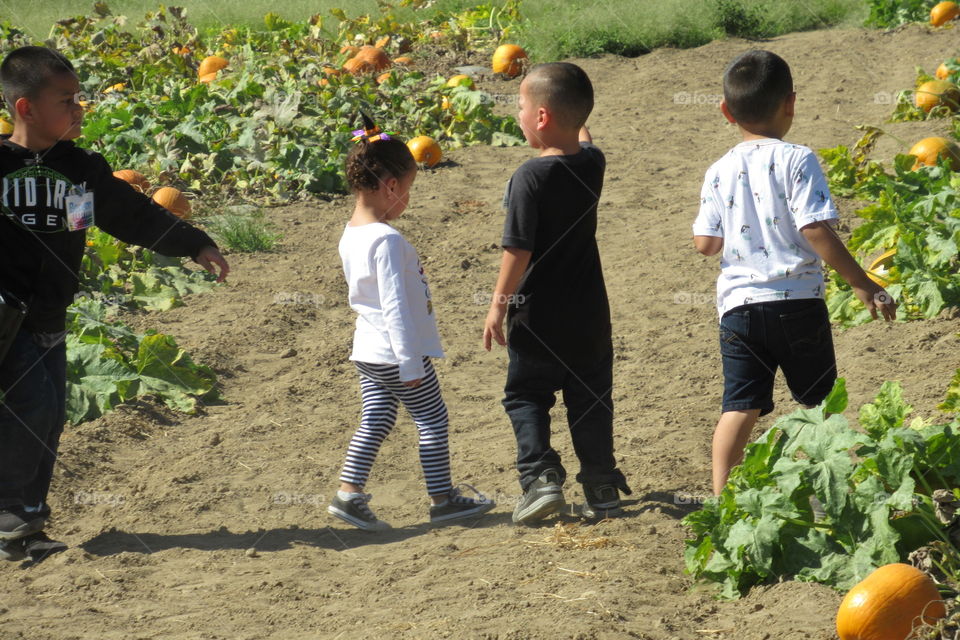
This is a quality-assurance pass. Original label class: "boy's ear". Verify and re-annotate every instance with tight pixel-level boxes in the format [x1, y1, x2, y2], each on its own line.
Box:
[784, 91, 797, 118]
[536, 105, 549, 131]
[13, 97, 32, 122]
[719, 99, 737, 124]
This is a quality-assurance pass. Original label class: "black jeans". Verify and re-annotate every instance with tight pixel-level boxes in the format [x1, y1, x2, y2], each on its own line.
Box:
[503, 345, 624, 492]
[0, 328, 67, 515]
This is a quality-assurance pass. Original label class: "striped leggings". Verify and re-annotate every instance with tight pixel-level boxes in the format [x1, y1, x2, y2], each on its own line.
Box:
[339, 358, 453, 496]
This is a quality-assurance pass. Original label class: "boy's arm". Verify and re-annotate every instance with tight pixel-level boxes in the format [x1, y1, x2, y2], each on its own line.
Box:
[91, 156, 228, 281]
[483, 247, 532, 350]
[579, 126, 592, 144]
[694, 235, 723, 256]
[801, 221, 896, 321]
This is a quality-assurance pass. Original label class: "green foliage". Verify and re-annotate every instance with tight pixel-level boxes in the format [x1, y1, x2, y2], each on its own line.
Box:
[66, 298, 218, 424]
[820, 130, 960, 327]
[79, 228, 219, 311]
[1, 2, 523, 201]
[713, 0, 768, 38]
[206, 207, 281, 252]
[684, 378, 960, 599]
[865, 0, 936, 27]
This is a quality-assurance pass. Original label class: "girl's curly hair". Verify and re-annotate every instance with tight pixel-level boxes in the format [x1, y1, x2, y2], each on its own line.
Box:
[345, 113, 416, 191]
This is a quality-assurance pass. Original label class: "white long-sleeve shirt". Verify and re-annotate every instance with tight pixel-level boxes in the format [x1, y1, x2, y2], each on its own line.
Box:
[339, 222, 443, 381]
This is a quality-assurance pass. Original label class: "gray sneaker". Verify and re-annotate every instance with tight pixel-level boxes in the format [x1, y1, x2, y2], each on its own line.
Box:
[430, 485, 495, 524]
[513, 469, 566, 525]
[580, 484, 623, 520]
[0, 538, 26, 562]
[328, 492, 391, 532]
[0, 508, 44, 541]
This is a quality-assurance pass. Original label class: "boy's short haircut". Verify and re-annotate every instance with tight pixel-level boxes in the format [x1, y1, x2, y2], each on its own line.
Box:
[0, 46, 76, 112]
[722, 50, 793, 125]
[525, 62, 594, 129]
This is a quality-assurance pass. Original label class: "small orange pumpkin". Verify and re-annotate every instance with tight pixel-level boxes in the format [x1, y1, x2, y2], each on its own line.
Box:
[198, 72, 219, 84]
[836, 563, 945, 640]
[407, 136, 442, 168]
[113, 170, 150, 193]
[152, 186, 192, 219]
[492, 44, 528, 78]
[374, 36, 390, 49]
[393, 56, 414, 66]
[376, 71, 393, 85]
[931, 1, 960, 26]
[340, 44, 360, 57]
[446, 74, 474, 89]
[914, 79, 960, 112]
[908, 136, 960, 170]
[198, 55, 228, 77]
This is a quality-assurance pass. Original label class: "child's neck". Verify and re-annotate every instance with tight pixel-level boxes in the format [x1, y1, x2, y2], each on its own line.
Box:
[8, 128, 61, 154]
[536, 131, 582, 157]
[348, 202, 389, 227]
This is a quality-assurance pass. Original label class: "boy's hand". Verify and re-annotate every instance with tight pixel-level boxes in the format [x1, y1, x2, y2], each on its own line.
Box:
[195, 246, 230, 282]
[483, 305, 507, 351]
[853, 283, 897, 322]
[801, 221, 897, 322]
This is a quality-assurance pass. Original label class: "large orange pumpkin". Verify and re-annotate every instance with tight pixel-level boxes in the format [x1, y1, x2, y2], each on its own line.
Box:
[342, 57, 371, 75]
[908, 137, 960, 170]
[152, 186, 191, 219]
[931, 1, 960, 26]
[492, 44, 527, 78]
[915, 79, 960, 112]
[354, 46, 391, 72]
[198, 55, 228, 77]
[407, 136, 442, 168]
[113, 170, 151, 193]
[836, 563, 945, 640]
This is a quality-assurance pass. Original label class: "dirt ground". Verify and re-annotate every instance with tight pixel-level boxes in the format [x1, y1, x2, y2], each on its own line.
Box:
[2, 24, 960, 640]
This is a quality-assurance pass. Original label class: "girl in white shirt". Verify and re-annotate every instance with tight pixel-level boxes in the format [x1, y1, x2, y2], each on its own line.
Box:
[328, 116, 494, 531]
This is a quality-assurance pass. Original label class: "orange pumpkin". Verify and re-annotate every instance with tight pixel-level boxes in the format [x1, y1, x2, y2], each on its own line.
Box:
[374, 36, 390, 49]
[343, 57, 372, 75]
[908, 136, 960, 170]
[376, 71, 393, 85]
[407, 136, 442, 168]
[446, 74, 474, 89]
[113, 170, 150, 193]
[914, 79, 960, 112]
[836, 563, 945, 640]
[340, 44, 360, 57]
[492, 44, 528, 78]
[931, 1, 960, 26]
[198, 55, 228, 77]
[354, 46, 391, 72]
[152, 187, 192, 219]
[393, 56, 414, 66]
[198, 72, 219, 84]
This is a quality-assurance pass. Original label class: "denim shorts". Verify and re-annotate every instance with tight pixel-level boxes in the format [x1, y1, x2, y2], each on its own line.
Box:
[719, 299, 837, 417]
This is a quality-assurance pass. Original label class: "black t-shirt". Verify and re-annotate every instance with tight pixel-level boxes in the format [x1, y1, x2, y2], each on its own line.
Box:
[501, 142, 611, 364]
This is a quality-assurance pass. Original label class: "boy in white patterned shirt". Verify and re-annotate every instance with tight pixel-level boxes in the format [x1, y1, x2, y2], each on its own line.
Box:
[693, 50, 896, 495]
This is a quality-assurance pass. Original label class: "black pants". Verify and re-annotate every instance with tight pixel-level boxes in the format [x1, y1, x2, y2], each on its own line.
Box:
[0, 329, 66, 516]
[503, 344, 624, 492]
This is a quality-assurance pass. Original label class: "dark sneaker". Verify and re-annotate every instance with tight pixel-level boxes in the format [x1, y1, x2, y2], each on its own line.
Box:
[22, 531, 67, 563]
[513, 469, 565, 525]
[430, 485, 495, 524]
[0, 538, 26, 562]
[0, 507, 45, 541]
[580, 484, 623, 520]
[327, 492, 391, 531]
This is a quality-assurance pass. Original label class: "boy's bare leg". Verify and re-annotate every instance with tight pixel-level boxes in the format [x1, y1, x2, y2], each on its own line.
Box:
[711, 409, 761, 495]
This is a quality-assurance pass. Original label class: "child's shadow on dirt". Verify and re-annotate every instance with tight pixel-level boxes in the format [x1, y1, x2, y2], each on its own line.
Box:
[80, 512, 514, 556]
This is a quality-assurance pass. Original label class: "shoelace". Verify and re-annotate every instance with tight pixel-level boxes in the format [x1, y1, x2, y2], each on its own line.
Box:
[448, 484, 490, 506]
[349, 493, 379, 519]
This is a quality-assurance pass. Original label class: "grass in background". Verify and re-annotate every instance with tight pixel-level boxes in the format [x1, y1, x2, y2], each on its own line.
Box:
[205, 207, 281, 253]
[9, 0, 869, 60]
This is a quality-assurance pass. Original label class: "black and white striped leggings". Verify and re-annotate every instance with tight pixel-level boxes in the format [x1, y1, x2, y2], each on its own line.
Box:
[339, 358, 453, 496]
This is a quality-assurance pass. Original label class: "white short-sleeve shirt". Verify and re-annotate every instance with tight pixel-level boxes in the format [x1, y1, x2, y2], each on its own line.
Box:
[693, 138, 839, 318]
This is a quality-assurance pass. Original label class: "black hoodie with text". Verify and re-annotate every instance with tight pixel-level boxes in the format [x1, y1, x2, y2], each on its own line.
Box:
[0, 135, 216, 333]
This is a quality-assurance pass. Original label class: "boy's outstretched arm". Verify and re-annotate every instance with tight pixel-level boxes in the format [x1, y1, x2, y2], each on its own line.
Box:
[483, 247, 532, 350]
[694, 235, 723, 256]
[801, 221, 896, 321]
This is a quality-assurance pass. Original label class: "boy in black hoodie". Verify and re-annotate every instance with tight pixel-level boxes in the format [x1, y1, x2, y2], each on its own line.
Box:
[0, 46, 228, 562]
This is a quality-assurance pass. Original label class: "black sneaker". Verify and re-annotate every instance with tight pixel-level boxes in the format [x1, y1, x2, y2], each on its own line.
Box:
[430, 485, 495, 524]
[580, 484, 623, 520]
[512, 469, 565, 525]
[327, 492, 391, 531]
[0, 507, 45, 541]
[0, 538, 26, 562]
[22, 531, 67, 563]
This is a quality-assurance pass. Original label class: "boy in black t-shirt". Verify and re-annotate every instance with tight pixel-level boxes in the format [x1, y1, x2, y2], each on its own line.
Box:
[483, 62, 630, 525]
[0, 47, 229, 562]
